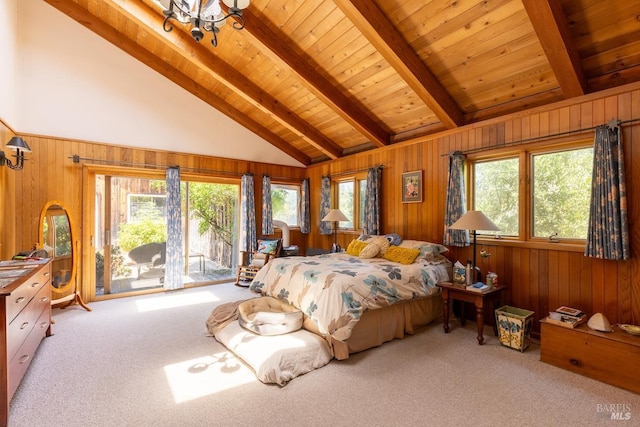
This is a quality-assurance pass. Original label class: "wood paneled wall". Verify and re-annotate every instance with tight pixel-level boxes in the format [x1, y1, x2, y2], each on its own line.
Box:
[1, 135, 305, 301]
[307, 83, 640, 333]
[0, 121, 17, 261]
[2, 83, 639, 336]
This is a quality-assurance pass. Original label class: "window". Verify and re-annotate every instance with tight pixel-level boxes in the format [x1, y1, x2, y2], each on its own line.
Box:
[337, 181, 354, 228]
[336, 173, 367, 230]
[471, 141, 593, 242]
[531, 147, 593, 239]
[473, 157, 519, 237]
[127, 194, 166, 222]
[271, 183, 300, 227]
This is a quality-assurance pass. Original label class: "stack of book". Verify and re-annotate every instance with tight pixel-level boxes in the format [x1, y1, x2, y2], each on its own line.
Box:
[547, 306, 587, 328]
[466, 282, 491, 293]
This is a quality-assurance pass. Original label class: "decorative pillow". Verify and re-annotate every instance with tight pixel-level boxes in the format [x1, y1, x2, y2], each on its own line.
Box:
[358, 242, 381, 259]
[370, 236, 390, 255]
[384, 233, 402, 246]
[257, 239, 280, 255]
[382, 245, 421, 264]
[346, 239, 368, 256]
[399, 239, 448, 256]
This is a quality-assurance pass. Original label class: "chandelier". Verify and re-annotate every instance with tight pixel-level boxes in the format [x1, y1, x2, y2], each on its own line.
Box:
[160, 0, 250, 47]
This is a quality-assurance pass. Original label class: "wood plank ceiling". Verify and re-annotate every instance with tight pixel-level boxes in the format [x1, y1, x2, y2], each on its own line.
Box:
[44, 0, 640, 165]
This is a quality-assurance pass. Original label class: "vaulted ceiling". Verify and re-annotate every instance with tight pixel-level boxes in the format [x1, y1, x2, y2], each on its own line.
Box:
[44, 0, 640, 165]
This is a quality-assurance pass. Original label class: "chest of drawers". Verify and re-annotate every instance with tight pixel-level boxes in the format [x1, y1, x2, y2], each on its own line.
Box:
[0, 259, 52, 427]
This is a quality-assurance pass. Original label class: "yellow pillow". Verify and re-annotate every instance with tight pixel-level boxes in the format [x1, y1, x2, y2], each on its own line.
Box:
[346, 239, 368, 256]
[383, 245, 421, 264]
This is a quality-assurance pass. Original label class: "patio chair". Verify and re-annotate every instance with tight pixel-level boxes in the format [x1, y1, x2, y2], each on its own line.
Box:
[128, 242, 166, 279]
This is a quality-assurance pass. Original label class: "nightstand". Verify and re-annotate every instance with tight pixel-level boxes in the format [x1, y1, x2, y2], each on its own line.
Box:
[436, 282, 506, 345]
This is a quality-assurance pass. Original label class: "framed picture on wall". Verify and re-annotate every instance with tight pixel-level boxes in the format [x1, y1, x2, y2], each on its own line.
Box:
[402, 170, 422, 203]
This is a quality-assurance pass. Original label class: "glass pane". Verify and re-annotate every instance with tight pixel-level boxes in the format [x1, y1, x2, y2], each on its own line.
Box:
[359, 179, 366, 229]
[338, 181, 354, 228]
[271, 184, 300, 226]
[186, 181, 238, 281]
[532, 147, 593, 239]
[474, 158, 519, 236]
[94, 175, 240, 297]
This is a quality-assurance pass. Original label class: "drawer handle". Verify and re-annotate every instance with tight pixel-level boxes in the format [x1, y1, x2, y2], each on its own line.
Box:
[21, 321, 29, 330]
[19, 354, 30, 364]
[15, 296, 25, 304]
[44, 272, 50, 277]
[570, 358, 581, 366]
[31, 281, 40, 288]
[40, 321, 49, 329]
[41, 296, 49, 303]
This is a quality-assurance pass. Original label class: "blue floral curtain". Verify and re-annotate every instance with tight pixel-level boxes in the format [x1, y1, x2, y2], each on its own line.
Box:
[444, 152, 469, 246]
[262, 175, 273, 235]
[320, 176, 332, 235]
[585, 123, 629, 260]
[240, 174, 257, 252]
[363, 166, 382, 235]
[300, 178, 310, 234]
[164, 167, 184, 290]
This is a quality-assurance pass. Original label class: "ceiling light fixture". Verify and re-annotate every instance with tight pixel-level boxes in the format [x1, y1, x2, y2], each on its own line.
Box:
[159, 0, 249, 47]
[0, 137, 31, 171]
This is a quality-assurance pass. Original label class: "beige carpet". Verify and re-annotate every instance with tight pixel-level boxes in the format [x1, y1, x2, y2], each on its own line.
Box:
[9, 283, 640, 427]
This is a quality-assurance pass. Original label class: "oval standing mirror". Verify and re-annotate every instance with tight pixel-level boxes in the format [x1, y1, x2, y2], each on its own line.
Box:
[38, 200, 91, 312]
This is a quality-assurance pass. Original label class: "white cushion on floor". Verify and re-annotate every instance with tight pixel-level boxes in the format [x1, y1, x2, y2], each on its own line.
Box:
[215, 321, 332, 386]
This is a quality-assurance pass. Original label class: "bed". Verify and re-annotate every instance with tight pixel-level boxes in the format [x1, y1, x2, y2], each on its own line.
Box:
[249, 237, 451, 360]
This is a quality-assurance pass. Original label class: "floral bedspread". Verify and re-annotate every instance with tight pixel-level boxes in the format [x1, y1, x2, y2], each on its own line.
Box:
[249, 253, 450, 342]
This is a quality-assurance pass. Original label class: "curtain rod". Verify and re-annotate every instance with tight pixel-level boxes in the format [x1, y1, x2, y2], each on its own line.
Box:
[322, 164, 384, 179]
[442, 117, 640, 157]
[69, 154, 248, 177]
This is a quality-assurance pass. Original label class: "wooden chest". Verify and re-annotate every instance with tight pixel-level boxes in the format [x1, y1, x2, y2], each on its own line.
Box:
[0, 259, 52, 427]
[540, 318, 640, 394]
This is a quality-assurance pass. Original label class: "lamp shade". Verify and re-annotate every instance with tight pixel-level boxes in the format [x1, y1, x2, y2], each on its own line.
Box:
[449, 210, 500, 232]
[322, 209, 348, 222]
[6, 136, 31, 152]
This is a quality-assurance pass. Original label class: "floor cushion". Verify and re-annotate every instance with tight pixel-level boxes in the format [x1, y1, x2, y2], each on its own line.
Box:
[238, 296, 303, 336]
[215, 321, 332, 386]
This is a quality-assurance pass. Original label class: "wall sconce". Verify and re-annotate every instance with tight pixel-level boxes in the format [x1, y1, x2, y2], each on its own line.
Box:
[0, 137, 31, 170]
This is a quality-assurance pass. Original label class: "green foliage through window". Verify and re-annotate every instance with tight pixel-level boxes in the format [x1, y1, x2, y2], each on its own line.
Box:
[271, 184, 300, 226]
[474, 158, 519, 236]
[532, 148, 593, 239]
[471, 143, 593, 241]
[338, 181, 354, 228]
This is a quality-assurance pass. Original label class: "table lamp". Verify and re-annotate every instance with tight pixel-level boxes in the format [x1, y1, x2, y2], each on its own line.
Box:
[448, 210, 500, 283]
[322, 209, 349, 253]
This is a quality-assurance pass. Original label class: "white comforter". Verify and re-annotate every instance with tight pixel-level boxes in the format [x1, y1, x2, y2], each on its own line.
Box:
[249, 253, 450, 342]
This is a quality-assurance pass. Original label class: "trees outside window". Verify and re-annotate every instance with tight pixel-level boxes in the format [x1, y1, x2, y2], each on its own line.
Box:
[471, 141, 593, 242]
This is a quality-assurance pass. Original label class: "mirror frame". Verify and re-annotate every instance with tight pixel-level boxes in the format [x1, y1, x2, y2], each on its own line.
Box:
[38, 200, 77, 296]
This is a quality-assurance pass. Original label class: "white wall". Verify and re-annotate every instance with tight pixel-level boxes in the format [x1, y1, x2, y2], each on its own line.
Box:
[0, 0, 19, 127]
[13, 0, 303, 167]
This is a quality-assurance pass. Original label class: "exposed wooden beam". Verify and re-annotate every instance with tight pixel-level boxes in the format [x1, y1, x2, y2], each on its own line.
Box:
[239, 8, 390, 148]
[46, 0, 311, 165]
[522, 0, 587, 98]
[333, 0, 465, 129]
[112, 0, 344, 160]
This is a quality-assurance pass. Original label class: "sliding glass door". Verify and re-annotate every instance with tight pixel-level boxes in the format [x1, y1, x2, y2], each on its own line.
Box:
[92, 170, 239, 298]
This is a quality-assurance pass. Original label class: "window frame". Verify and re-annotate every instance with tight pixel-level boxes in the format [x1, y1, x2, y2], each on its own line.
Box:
[270, 181, 302, 229]
[333, 172, 367, 232]
[467, 138, 593, 249]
